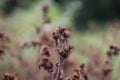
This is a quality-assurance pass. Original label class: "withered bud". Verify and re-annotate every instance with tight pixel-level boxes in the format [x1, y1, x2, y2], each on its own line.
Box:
[63, 30, 70, 38]
[2, 72, 19, 80]
[80, 63, 85, 69]
[73, 73, 79, 79]
[107, 50, 113, 57]
[83, 75, 88, 80]
[64, 45, 73, 53]
[113, 49, 119, 55]
[57, 45, 73, 59]
[103, 65, 112, 76]
[103, 60, 113, 76]
[66, 69, 80, 80]
[73, 69, 80, 79]
[110, 44, 120, 50]
[45, 62, 53, 72]
[57, 47, 64, 55]
[39, 57, 49, 69]
[79, 63, 88, 80]
[58, 27, 66, 34]
[42, 5, 49, 13]
[52, 32, 59, 40]
[39, 57, 53, 72]
[41, 45, 50, 56]
[105, 60, 110, 64]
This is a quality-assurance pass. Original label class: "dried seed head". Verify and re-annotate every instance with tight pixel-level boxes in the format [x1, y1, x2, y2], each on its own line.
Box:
[110, 44, 120, 50]
[103, 65, 112, 76]
[42, 5, 49, 13]
[73, 69, 80, 79]
[64, 45, 73, 53]
[57, 45, 73, 59]
[113, 49, 119, 55]
[57, 47, 69, 59]
[73, 73, 79, 79]
[2, 72, 19, 80]
[41, 45, 50, 56]
[63, 30, 70, 38]
[109, 44, 120, 56]
[39, 57, 53, 72]
[80, 63, 85, 69]
[107, 50, 113, 57]
[57, 47, 64, 55]
[66, 69, 80, 80]
[58, 27, 65, 34]
[52, 32, 59, 40]
[103, 60, 113, 76]
[39, 57, 48, 69]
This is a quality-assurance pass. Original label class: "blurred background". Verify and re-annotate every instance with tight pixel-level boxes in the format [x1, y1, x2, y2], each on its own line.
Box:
[0, 0, 120, 80]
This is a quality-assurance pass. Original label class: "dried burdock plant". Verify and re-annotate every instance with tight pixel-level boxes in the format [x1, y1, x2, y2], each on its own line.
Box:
[100, 44, 120, 80]
[38, 27, 74, 80]
[100, 60, 113, 80]
[38, 27, 120, 80]
[17, 5, 54, 80]
[53, 27, 73, 80]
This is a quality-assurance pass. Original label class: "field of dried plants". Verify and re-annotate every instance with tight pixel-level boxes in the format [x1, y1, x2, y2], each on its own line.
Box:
[0, 4, 120, 80]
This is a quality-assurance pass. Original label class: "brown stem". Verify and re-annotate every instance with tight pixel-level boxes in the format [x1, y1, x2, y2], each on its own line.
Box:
[55, 56, 63, 80]
[49, 70, 54, 80]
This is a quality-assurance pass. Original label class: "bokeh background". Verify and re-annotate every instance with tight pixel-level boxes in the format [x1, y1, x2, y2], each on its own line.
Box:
[0, 0, 120, 80]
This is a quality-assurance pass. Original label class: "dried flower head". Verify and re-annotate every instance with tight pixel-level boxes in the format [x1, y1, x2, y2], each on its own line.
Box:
[42, 5, 49, 13]
[40, 45, 51, 56]
[110, 44, 119, 50]
[73, 69, 80, 79]
[39, 57, 53, 72]
[2, 72, 19, 80]
[103, 60, 112, 76]
[107, 50, 113, 57]
[52, 32, 59, 40]
[63, 29, 71, 38]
